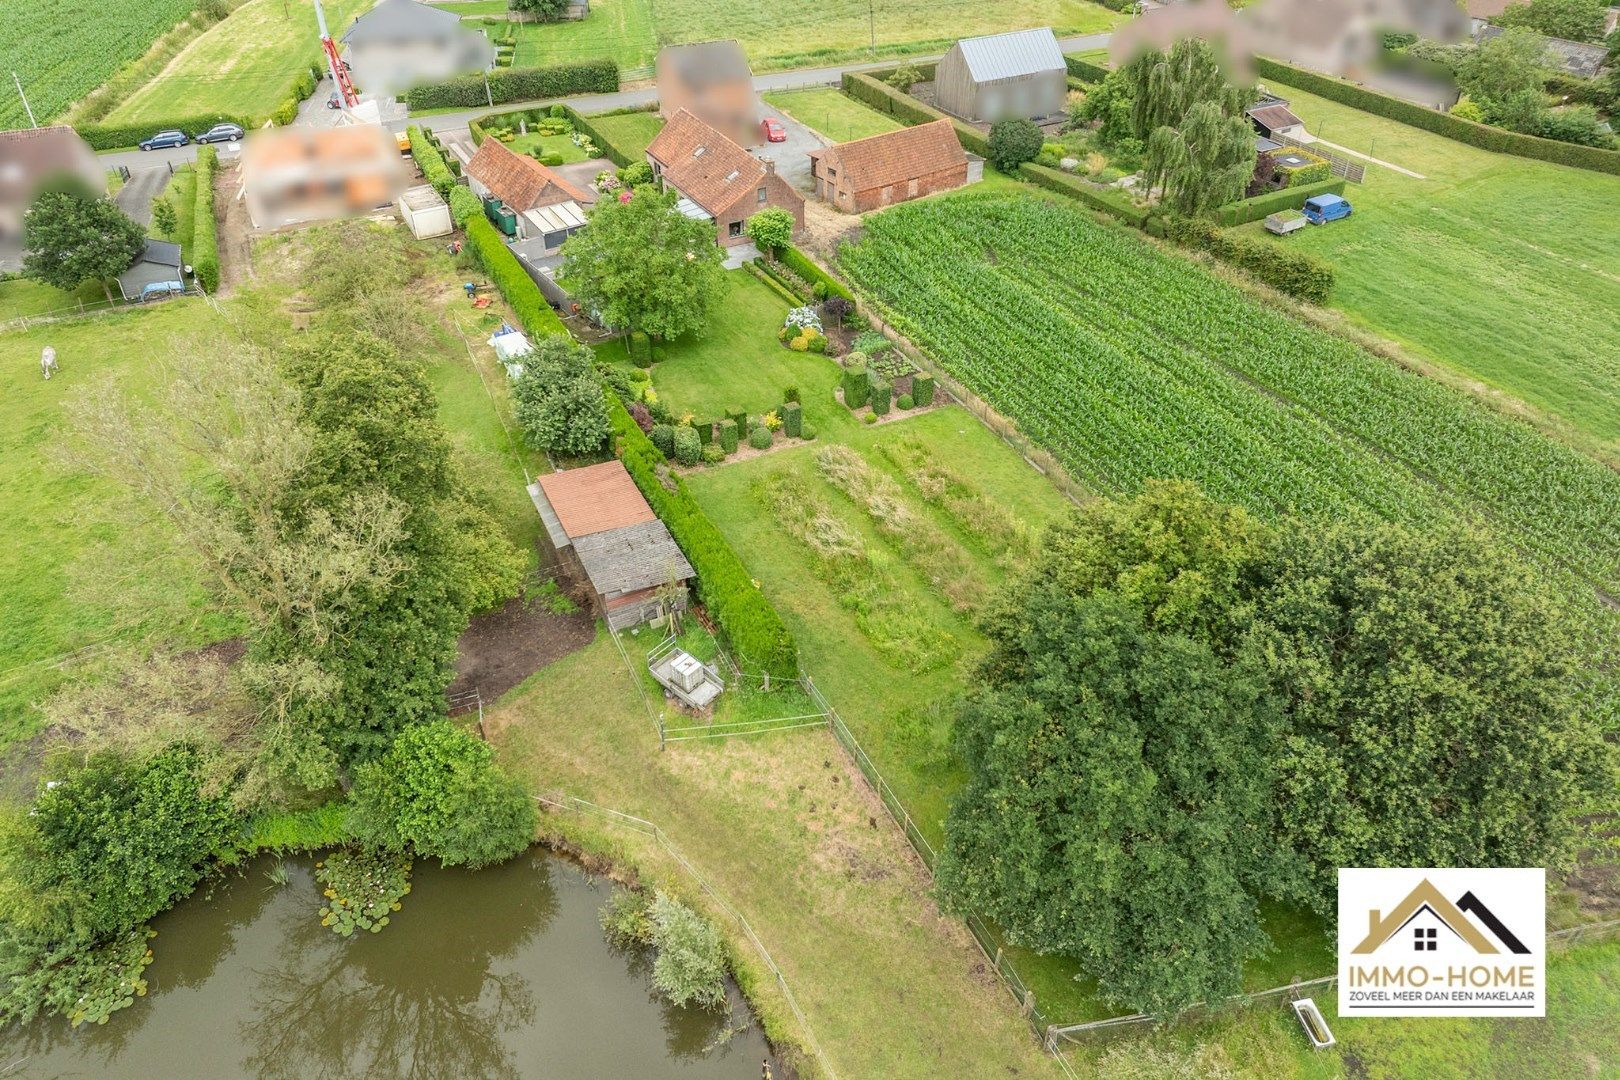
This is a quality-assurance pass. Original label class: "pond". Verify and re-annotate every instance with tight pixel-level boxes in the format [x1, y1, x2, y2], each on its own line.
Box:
[1, 850, 776, 1078]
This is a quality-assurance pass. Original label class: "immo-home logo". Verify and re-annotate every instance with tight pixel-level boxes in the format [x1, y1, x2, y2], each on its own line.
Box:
[1337, 868, 1544, 1017]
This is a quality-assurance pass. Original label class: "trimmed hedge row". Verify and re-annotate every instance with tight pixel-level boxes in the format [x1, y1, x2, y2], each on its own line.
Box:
[409, 125, 458, 199]
[567, 104, 658, 168]
[449, 184, 482, 226]
[1253, 56, 1620, 176]
[463, 214, 568, 337]
[1213, 178, 1346, 226]
[192, 146, 219, 293]
[607, 395, 799, 679]
[841, 70, 989, 157]
[778, 246, 853, 301]
[404, 58, 619, 110]
[76, 113, 250, 152]
[1064, 55, 1110, 83]
[1018, 162, 1149, 227]
[1166, 216, 1335, 304]
[268, 66, 321, 127]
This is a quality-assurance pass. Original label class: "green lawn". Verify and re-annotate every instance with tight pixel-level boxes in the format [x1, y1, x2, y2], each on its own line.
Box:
[762, 88, 904, 142]
[505, 131, 591, 163]
[0, 278, 115, 323]
[511, 0, 659, 73]
[430, 0, 513, 15]
[1233, 81, 1620, 459]
[581, 109, 664, 161]
[104, 0, 372, 125]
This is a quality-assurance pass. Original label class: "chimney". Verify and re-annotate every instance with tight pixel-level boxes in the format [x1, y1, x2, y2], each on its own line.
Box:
[761, 158, 775, 175]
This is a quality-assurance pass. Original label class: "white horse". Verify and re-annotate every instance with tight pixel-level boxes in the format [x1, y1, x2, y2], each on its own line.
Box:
[40, 346, 58, 380]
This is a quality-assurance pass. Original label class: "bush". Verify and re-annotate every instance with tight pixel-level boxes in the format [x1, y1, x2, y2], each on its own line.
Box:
[988, 118, 1043, 171]
[781, 400, 802, 437]
[1280, 156, 1333, 187]
[911, 372, 935, 406]
[510, 335, 611, 456]
[672, 425, 701, 465]
[726, 406, 746, 431]
[608, 394, 797, 677]
[868, 371, 892, 415]
[1253, 55, 1620, 175]
[701, 443, 726, 464]
[1166, 216, 1335, 304]
[863, 412, 878, 424]
[718, 418, 740, 454]
[800, 423, 817, 441]
[192, 146, 219, 292]
[1018, 163, 1148, 227]
[539, 151, 564, 166]
[650, 423, 676, 457]
[748, 426, 774, 450]
[841, 361, 870, 409]
[1213, 178, 1346, 226]
[647, 893, 728, 1010]
[693, 419, 713, 444]
[409, 125, 456, 198]
[897, 393, 914, 410]
[783, 384, 800, 404]
[449, 185, 482, 226]
[404, 58, 619, 110]
[628, 330, 652, 366]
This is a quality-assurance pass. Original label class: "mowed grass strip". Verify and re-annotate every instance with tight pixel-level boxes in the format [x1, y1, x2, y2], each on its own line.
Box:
[762, 88, 904, 142]
[105, 0, 373, 124]
[579, 110, 665, 160]
[1234, 80, 1620, 456]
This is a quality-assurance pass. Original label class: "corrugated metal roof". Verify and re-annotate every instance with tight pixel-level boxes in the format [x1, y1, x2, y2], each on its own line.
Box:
[954, 27, 1065, 83]
[523, 201, 588, 233]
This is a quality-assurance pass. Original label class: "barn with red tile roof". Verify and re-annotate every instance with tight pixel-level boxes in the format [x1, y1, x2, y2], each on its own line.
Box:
[808, 119, 973, 213]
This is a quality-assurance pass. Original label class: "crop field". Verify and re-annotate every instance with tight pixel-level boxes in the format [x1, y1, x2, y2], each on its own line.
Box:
[837, 192, 1620, 608]
[1235, 81, 1620, 459]
[0, 0, 194, 129]
[104, 0, 372, 126]
[762, 88, 903, 142]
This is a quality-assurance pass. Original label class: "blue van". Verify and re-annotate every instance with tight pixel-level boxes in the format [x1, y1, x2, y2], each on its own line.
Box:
[1303, 193, 1352, 224]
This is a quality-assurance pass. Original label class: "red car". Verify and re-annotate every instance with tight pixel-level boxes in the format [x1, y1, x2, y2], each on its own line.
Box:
[761, 117, 787, 143]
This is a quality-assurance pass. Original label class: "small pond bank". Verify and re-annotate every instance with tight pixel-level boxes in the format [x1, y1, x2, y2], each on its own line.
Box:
[1, 849, 776, 1078]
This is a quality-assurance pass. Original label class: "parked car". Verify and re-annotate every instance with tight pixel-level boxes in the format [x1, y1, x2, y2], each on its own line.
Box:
[195, 123, 244, 144]
[138, 129, 189, 151]
[761, 117, 786, 143]
[1302, 193, 1352, 224]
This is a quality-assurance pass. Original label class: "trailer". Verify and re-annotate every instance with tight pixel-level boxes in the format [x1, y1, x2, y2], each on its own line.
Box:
[1264, 208, 1308, 236]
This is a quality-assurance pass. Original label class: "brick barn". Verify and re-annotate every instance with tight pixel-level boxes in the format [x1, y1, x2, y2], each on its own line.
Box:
[808, 119, 976, 213]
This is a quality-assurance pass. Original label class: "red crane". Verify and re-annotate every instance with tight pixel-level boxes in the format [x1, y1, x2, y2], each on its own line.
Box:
[314, 0, 359, 110]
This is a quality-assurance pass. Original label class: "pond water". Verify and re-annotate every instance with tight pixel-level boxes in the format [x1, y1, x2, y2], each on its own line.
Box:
[1, 850, 775, 1079]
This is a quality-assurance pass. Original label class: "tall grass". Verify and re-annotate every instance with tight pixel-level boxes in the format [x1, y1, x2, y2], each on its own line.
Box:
[876, 435, 1040, 569]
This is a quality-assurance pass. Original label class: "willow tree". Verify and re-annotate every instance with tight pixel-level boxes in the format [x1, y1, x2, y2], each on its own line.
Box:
[1124, 39, 1257, 216]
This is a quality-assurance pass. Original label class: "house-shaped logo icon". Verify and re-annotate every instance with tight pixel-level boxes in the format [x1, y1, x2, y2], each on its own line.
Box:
[1350, 877, 1531, 956]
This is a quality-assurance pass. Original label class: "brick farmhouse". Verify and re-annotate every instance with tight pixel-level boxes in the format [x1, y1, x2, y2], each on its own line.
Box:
[646, 108, 803, 247]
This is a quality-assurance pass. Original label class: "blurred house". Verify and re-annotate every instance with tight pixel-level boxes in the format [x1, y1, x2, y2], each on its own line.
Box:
[646, 108, 803, 247]
[1245, 0, 1468, 77]
[240, 125, 408, 229]
[341, 0, 495, 96]
[656, 40, 758, 147]
[934, 28, 1067, 123]
[464, 137, 595, 254]
[0, 126, 104, 250]
[809, 119, 975, 213]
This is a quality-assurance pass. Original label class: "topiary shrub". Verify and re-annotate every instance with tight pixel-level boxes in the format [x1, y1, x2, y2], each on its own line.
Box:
[868, 371, 892, 415]
[863, 412, 878, 425]
[718, 418, 739, 454]
[748, 426, 774, 450]
[804, 330, 827, 354]
[897, 393, 914, 410]
[672, 425, 701, 466]
[727, 406, 746, 431]
[911, 372, 935, 406]
[650, 423, 675, 457]
[800, 423, 817, 441]
[842, 361, 869, 409]
[783, 384, 800, 404]
[701, 443, 726, 464]
[629, 331, 652, 367]
[781, 400, 802, 438]
[694, 420, 713, 445]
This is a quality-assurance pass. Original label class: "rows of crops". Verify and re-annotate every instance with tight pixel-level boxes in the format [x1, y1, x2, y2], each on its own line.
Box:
[837, 193, 1620, 600]
[0, 0, 194, 129]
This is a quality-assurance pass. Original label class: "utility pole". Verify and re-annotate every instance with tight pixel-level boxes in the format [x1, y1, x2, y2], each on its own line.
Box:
[868, 0, 876, 59]
[11, 72, 37, 128]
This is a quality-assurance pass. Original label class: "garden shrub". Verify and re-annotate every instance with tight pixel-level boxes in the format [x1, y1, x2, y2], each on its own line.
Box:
[781, 401, 802, 438]
[863, 413, 878, 425]
[694, 420, 713, 445]
[607, 394, 797, 677]
[409, 125, 456, 198]
[1166, 216, 1335, 304]
[404, 59, 618, 110]
[1213, 179, 1345, 226]
[988, 118, 1043, 171]
[718, 418, 739, 454]
[672, 425, 701, 465]
[629, 330, 652, 366]
[804, 329, 827, 353]
[540, 151, 564, 166]
[897, 394, 914, 410]
[191, 146, 221, 292]
[842, 361, 870, 409]
[800, 423, 817, 441]
[868, 371, 892, 415]
[911, 372, 935, 406]
[783, 384, 800, 404]
[511, 336, 611, 456]
[748, 426, 774, 450]
[727, 406, 747, 431]
[701, 443, 726, 464]
[650, 423, 676, 457]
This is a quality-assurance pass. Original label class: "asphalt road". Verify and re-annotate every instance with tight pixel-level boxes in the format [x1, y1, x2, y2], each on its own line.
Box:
[94, 33, 1113, 168]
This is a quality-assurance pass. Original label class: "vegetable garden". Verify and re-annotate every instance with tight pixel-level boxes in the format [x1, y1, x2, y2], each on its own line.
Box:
[837, 193, 1620, 605]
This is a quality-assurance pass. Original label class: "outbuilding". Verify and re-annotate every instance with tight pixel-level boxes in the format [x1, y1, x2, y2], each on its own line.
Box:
[1246, 94, 1307, 140]
[809, 118, 975, 212]
[465, 137, 595, 254]
[397, 184, 452, 238]
[933, 27, 1067, 123]
[116, 239, 185, 302]
[528, 460, 694, 630]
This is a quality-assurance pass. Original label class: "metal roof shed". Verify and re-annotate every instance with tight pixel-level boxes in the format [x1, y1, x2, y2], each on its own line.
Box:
[934, 28, 1067, 123]
[116, 239, 184, 302]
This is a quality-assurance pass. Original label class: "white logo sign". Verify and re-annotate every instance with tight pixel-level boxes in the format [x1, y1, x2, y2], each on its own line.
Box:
[1337, 868, 1544, 1017]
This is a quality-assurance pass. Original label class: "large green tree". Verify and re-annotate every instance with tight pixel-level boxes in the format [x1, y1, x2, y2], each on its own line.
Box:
[22, 188, 145, 303]
[1457, 28, 1553, 130]
[510, 335, 610, 457]
[1123, 40, 1256, 216]
[560, 187, 725, 340]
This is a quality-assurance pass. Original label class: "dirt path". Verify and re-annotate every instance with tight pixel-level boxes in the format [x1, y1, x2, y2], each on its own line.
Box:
[213, 161, 254, 296]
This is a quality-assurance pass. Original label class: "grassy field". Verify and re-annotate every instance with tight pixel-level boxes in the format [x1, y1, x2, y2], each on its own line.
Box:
[104, 0, 372, 125]
[506, 130, 592, 163]
[582, 109, 664, 160]
[0, 0, 194, 128]
[1233, 81, 1620, 459]
[499, 0, 1120, 73]
[0, 279, 114, 323]
[763, 87, 904, 142]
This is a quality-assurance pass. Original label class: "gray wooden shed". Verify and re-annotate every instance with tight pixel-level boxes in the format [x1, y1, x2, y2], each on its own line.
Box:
[934, 27, 1067, 123]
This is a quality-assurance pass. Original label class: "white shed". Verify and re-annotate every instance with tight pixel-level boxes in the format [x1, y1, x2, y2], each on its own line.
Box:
[934, 28, 1067, 123]
[397, 184, 451, 239]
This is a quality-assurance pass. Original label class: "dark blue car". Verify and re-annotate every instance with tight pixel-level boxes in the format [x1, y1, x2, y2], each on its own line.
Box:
[138, 129, 190, 151]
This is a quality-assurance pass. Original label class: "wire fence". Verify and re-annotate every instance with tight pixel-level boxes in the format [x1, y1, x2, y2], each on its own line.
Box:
[0, 286, 207, 334]
[534, 791, 839, 1080]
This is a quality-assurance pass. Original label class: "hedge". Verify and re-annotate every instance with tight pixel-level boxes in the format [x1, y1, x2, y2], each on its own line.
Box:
[1018, 162, 1149, 227]
[607, 395, 799, 679]
[404, 58, 619, 110]
[463, 215, 568, 337]
[567, 104, 658, 168]
[778, 245, 853, 301]
[1212, 178, 1346, 226]
[748, 261, 805, 305]
[841, 70, 989, 157]
[868, 371, 892, 415]
[841, 362, 869, 409]
[1064, 55, 1110, 83]
[1253, 56, 1620, 176]
[911, 372, 934, 407]
[408, 125, 458, 199]
[192, 146, 219, 293]
[76, 113, 250, 152]
[1166, 216, 1335, 304]
[718, 418, 739, 454]
[449, 185, 482, 227]
[781, 400, 802, 438]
